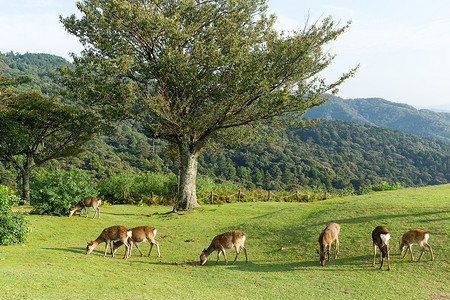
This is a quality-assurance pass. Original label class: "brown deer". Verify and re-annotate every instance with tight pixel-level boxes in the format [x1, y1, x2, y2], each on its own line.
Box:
[372, 226, 391, 270]
[317, 222, 340, 266]
[200, 231, 248, 265]
[86, 225, 132, 259]
[399, 229, 434, 261]
[69, 197, 100, 219]
[112, 226, 161, 258]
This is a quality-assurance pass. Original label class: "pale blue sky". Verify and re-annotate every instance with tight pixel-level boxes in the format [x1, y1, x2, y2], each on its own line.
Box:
[1, 0, 449, 109]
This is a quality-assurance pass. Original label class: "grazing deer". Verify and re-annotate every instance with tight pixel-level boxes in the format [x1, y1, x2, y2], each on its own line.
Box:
[86, 225, 132, 259]
[112, 226, 161, 258]
[317, 222, 340, 266]
[200, 231, 248, 265]
[372, 226, 391, 270]
[69, 197, 101, 219]
[399, 229, 434, 261]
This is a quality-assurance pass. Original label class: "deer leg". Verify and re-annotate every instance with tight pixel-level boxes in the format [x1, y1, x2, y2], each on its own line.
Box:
[402, 246, 408, 258]
[154, 242, 161, 258]
[216, 250, 222, 264]
[379, 255, 384, 270]
[222, 249, 228, 265]
[417, 244, 425, 261]
[104, 241, 110, 257]
[134, 242, 143, 256]
[92, 208, 98, 219]
[425, 243, 434, 261]
[84, 207, 89, 218]
[232, 249, 240, 265]
[372, 244, 377, 267]
[242, 246, 248, 263]
[327, 245, 330, 261]
[408, 244, 415, 261]
[147, 242, 153, 257]
[387, 244, 391, 271]
[334, 239, 339, 259]
[124, 240, 132, 259]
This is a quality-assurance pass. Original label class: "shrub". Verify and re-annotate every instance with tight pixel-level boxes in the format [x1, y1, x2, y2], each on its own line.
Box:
[30, 169, 97, 216]
[98, 172, 177, 204]
[0, 185, 31, 245]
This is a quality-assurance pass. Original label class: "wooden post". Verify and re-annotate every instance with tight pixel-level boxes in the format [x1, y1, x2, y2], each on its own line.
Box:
[296, 190, 299, 202]
[268, 190, 271, 202]
[210, 191, 214, 204]
[238, 190, 241, 202]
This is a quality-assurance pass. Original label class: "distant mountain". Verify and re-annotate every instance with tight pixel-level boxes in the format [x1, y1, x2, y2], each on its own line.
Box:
[304, 96, 450, 143]
[0, 52, 70, 93]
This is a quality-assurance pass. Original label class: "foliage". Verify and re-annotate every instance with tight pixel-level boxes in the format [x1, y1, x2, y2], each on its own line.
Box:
[59, 0, 357, 209]
[356, 181, 403, 195]
[198, 120, 449, 191]
[305, 95, 450, 142]
[1, 185, 449, 298]
[0, 88, 101, 201]
[98, 172, 177, 204]
[0, 185, 30, 245]
[29, 169, 97, 216]
[0, 52, 69, 94]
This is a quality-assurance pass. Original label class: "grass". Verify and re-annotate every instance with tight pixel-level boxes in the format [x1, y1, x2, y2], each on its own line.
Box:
[1, 184, 449, 299]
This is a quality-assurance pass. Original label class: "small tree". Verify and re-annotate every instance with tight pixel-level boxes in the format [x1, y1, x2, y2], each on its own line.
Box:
[0, 90, 101, 202]
[59, 0, 357, 210]
[30, 169, 97, 216]
[0, 185, 31, 245]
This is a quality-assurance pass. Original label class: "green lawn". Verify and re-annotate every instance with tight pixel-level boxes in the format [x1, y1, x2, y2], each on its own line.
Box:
[1, 184, 449, 299]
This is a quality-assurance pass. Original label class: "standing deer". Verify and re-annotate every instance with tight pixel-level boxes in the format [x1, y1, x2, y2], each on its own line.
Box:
[200, 231, 248, 265]
[399, 229, 434, 261]
[86, 225, 132, 259]
[317, 222, 340, 266]
[112, 226, 161, 258]
[69, 197, 101, 219]
[372, 226, 391, 270]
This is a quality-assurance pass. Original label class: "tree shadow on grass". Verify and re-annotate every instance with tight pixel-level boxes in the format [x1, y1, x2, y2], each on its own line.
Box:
[42, 247, 85, 254]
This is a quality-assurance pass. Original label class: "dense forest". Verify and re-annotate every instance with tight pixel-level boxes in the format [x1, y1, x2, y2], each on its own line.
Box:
[305, 95, 450, 142]
[0, 52, 449, 194]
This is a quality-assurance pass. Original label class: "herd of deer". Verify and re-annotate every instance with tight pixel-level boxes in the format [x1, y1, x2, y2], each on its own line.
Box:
[69, 197, 435, 268]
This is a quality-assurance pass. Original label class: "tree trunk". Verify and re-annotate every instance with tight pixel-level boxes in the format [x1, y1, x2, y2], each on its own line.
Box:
[175, 142, 200, 210]
[21, 165, 31, 204]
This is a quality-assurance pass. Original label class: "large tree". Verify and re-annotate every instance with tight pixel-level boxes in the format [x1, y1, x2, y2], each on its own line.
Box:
[59, 0, 357, 210]
[0, 90, 101, 202]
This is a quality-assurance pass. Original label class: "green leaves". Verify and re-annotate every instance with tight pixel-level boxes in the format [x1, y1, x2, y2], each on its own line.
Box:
[60, 0, 356, 149]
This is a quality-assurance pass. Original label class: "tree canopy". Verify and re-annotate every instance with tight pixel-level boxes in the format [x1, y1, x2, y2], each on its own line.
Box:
[0, 88, 101, 202]
[59, 0, 357, 209]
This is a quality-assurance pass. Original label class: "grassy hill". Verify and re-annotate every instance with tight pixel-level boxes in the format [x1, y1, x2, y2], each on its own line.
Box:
[305, 96, 450, 142]
[2, 184, 449, 299]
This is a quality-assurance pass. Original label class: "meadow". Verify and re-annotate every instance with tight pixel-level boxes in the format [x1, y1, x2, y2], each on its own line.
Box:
[1, 184, 449, 299]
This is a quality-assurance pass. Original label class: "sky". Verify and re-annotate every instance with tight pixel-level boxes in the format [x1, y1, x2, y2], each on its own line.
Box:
[0, 0, 449, 110]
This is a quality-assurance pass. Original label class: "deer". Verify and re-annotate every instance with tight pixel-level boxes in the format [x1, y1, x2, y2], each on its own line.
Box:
[111, 226, 161, 258]
[371, 226, 391, 270]
[399, 229, 434, 261]
[317, 222, 340, 266]
[68, 197, 101, 219]
[86, 225, 132, 259]
[200, 231, 248, 265]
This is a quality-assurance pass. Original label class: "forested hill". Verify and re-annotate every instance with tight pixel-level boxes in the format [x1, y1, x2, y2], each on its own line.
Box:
[197, 120, 449, 191]
[304, 95, 450, 142]
[0, 52, 449, 193]
[0, 52, 69, 93]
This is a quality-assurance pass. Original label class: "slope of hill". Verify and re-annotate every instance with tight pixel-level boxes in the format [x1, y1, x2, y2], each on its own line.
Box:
[304, 96, 450, 142]
[0, 52, 69, 93]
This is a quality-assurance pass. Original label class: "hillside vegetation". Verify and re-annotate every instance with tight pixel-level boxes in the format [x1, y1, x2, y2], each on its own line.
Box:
[0, 52, 449, 195]
[305, 95, 450, 142]
[1, 185, 449, 299]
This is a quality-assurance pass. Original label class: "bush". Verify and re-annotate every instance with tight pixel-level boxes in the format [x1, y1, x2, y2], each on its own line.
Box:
[356, 181, 403, 195]
[98, 172, 177, 204]
[30, 169, 97, 216]
[0, 185, 31, 245]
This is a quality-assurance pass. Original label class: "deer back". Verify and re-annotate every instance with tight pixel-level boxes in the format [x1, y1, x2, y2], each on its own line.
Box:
[319, 222, 340, 248]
